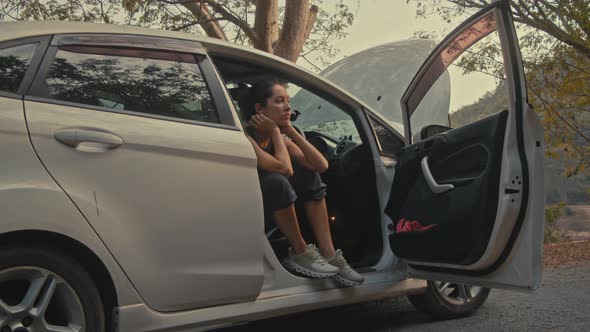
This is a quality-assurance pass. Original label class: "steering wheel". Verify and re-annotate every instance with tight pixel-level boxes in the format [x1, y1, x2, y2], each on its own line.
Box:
[304, 132, 364, 176]
[330, 138, 364, 175]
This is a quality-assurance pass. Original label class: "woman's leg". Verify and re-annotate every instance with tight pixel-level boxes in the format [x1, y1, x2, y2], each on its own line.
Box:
[259, 172, 307, 254]
[303, 198, 336, 258]
[260, 172, 339, 277]
[290, 163, 365, 285]
[289, 162, 336, 258]
[272, 204, 307, 254]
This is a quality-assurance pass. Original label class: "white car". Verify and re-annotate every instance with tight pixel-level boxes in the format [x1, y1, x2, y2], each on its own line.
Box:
[0, 1, 544, 331]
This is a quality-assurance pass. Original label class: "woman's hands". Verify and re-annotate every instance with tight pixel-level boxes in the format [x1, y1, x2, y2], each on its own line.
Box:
[281, 123, 329, 174]
[279, 122, 298, 139]
[249, 114, 278, 136]
[248, 114, 293, 177]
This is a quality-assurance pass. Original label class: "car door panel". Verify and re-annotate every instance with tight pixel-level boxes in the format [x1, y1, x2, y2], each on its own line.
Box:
[389, 110, 508, 266]
[386, 0, 544, 291]
[24, 101, 265, 311]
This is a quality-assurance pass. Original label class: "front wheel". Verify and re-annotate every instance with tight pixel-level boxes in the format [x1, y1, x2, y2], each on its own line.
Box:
[408, 281, 490, 320]
[0, 246, 105, 331]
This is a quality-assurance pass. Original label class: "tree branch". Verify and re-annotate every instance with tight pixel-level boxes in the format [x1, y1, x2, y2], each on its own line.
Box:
[274, 0, 314, 62]
[253, 0, 278, 52]
[303, 5, 318, 42]
[204, 0, 257, 43]
[177, 1, 226, 39]
[300, 54, 322, 71]
[530, 84, 590, 142]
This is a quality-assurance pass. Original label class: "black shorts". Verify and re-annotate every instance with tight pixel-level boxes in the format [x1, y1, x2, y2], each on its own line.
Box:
[258, 161, 327, 223]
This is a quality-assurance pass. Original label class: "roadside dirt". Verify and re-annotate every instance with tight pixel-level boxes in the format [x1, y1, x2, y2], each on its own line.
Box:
[555, 205, 590, 241]
[544, 239, 590, 267]
[545, 205, 590, 268]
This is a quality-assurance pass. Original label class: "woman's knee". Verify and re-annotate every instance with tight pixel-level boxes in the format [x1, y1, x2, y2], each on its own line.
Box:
[261, 173, 294, 194]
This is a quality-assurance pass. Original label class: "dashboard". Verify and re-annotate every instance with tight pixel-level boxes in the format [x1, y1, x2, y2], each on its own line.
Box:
[304, 131, 366, 176]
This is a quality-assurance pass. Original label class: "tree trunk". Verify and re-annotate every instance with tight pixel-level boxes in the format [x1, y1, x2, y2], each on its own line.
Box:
[273, 0, 318, 62]
[271, 1, 279, 49]
[254, 0, 278, 53]
[181, 1, 227, 40]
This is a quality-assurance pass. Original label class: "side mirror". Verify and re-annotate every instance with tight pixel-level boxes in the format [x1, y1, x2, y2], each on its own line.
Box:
[290, 109, 301, 121]
[420, 124, 451, 140]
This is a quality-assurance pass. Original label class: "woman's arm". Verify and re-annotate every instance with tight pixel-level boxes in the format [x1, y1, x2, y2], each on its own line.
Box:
[248, 115, 293, 177]
[282, 125, 329, 173]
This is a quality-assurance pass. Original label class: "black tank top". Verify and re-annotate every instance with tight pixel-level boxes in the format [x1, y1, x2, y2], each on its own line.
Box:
[245, 125, 275, 155]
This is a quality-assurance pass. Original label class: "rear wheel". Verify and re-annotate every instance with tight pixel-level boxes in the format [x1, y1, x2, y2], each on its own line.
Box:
[408, 281, 490, 320]
[0, 247, 105, 332]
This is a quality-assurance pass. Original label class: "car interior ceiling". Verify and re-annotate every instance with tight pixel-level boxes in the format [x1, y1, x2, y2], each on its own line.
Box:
[210, 56, 383, 269]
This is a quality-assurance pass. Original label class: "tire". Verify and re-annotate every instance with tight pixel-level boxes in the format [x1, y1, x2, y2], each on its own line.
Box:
[0, 246, 105, 331]
[408, 281, 490, 320]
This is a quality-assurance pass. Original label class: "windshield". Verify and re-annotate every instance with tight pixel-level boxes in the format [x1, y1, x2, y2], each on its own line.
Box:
[290, 86, 360, 142]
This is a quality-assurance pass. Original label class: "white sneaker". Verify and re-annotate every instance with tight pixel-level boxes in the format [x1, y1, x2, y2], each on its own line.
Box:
[283, 244, 340, 278]
[326, 249, 365, 287]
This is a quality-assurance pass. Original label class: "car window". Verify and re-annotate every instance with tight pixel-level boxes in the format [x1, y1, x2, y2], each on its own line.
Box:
[43, 46, 220, 124]
[368, 116, 403, 156]
[290, 85, 361, 143]
[0, 43, 38, 93]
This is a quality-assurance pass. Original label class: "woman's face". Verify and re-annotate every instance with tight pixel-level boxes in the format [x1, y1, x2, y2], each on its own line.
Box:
[256, 84, 291, 127]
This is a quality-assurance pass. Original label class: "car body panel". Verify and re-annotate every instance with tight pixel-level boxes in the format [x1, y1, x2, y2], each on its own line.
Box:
[116, 276, 426, 332]
[0, 95, 140, 307]
[24, 99, 265, 311]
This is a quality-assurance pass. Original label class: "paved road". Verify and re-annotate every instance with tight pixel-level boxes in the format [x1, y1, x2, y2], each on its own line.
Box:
[218, 263, 590, 331]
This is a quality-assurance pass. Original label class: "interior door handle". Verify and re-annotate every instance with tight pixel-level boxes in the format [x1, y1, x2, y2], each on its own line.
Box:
[54, 129, 124, 151]
[421, 156, 454, 194]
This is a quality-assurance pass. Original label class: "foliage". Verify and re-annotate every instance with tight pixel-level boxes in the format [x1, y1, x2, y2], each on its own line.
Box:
[544, 201, 566, 243]
[0, 0, 357, 67]
[529, 46, 590, 179]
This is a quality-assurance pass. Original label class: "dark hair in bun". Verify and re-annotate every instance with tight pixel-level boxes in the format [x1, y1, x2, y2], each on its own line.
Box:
[238, 78, 285, 120]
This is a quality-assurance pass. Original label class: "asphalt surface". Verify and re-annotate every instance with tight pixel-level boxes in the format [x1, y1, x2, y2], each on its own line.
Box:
[218, 263, 590, 332]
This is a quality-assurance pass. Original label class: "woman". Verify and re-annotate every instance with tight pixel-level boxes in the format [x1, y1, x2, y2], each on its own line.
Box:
[241, 79, 364, 286]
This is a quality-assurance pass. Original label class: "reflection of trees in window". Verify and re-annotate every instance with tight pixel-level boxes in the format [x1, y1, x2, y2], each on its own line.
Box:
[46, 51, 219, 124]
[0, 44, 37, 93]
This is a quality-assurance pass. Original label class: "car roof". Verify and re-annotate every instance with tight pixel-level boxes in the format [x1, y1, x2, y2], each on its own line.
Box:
[0, 20, 205, 43]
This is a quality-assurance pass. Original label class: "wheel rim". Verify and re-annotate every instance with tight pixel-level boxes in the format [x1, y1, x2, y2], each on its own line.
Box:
[0, 267, 85, 332]
[432, 281, 484, 306]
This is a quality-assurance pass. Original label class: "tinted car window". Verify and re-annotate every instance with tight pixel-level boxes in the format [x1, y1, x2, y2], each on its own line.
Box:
[44, 46, 220, 124]
[0, 43, 37, 93]
[369, 116, 403, 156]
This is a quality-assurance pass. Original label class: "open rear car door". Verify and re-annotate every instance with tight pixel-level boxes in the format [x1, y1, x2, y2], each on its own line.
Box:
[386, 0, 545, 291]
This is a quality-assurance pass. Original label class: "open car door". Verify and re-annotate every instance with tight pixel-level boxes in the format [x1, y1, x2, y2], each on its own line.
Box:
[386, 0, 545, 291]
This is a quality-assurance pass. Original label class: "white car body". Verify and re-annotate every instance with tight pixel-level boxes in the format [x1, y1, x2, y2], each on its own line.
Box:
[0, 1, 544, 331]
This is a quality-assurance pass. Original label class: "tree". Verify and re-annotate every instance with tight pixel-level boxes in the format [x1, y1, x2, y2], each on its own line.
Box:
[0, 0, 356, 67]
[409, 0, 590, 185]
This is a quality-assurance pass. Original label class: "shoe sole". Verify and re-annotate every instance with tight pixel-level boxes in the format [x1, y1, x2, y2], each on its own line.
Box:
[333, 274, 364, 287]
[283, 259, 338, 278]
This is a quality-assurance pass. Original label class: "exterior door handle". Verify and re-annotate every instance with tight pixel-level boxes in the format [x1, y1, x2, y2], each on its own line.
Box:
[421, 156, 454, 194]
[54, 129, 124, 151]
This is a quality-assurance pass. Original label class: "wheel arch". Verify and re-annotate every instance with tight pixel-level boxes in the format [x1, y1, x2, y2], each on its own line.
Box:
[0, 229, 118, 328]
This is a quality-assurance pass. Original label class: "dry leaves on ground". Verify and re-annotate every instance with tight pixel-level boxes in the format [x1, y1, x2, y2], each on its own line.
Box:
[544, 240, 590, 267]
